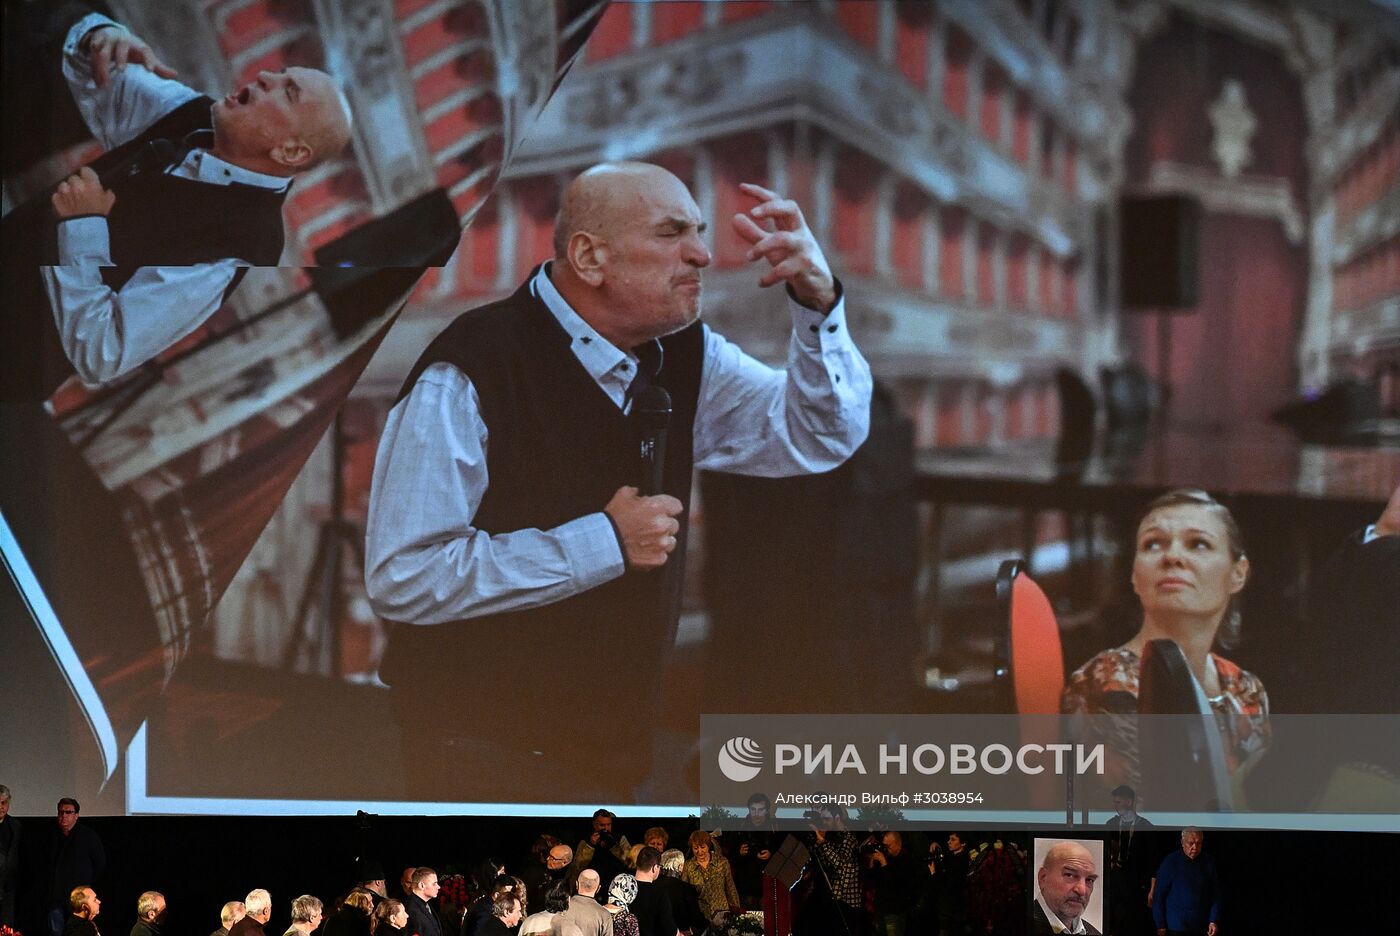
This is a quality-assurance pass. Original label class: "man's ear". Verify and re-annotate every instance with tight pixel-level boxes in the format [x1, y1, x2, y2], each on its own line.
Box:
[568, 231, 607, 287]
[270, 138, 313, 170]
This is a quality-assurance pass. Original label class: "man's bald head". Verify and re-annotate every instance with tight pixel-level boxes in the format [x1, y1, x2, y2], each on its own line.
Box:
[576, 869, 600, 895]
[1037, 841, 1097, 928]
[550, 161, 711, 348]
[553, 162, 679, 259]
[213, 67, 353, 175]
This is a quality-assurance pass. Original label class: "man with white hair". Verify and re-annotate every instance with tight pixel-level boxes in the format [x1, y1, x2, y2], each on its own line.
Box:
[229, 890, 271, 936]
[653, 850, 700, 933]
[1152, 828, 1220, 936]
[557, 871, 612, 936]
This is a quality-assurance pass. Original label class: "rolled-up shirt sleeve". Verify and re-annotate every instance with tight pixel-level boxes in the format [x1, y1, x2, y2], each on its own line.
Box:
[694, 287, 871, 475]
[364, 362, 626, 625]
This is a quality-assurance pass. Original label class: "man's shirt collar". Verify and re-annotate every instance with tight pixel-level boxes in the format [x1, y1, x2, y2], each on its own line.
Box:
[531, 262, 641, 390]
[177, 149, 292, 191]
[1035, 893, 1088, 934]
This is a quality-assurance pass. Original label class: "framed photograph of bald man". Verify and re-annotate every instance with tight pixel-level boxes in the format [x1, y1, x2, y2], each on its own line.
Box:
[1031, 838, 1105, 936]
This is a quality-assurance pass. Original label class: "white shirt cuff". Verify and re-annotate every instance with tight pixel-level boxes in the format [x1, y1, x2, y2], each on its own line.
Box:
[790, 289, 849, 349]
[561, 512, 627, 588]
[65, 12, 125, 56]
[56, 216, 112, 265]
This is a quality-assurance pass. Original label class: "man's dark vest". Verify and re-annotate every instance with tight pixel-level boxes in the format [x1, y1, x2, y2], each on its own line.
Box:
[1, 96, 288, 402]
[379, 275, 704, 730]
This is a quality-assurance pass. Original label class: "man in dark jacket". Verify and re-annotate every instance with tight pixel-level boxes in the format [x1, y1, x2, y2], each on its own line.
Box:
[228, 890, 271, 936]
[654, 852, 702, 935]
[130, 892, 165, 936]
[404, 870, 442, 936]
[44, 799, 105, 936]
[629, 849, 676, 936]
[62, 887, 100, 936]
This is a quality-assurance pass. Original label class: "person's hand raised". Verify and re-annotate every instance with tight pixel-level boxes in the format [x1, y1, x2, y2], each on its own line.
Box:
[731, 183, 836, 313]
[84, 25, 178, 88]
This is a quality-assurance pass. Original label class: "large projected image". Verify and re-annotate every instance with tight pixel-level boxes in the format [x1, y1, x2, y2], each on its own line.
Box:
[3, 0, 1399, 821]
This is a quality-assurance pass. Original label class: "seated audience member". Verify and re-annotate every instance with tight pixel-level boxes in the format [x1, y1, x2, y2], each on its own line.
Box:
[520, 881, 571, 936]
[602, 876, 638, 936]
[231, 891, 272, 936]
[372, 900, 408, 936]
[681, 831, 740, 925]
[1061, 489, 1269, 789]
[325, 890, 373, 936]
[130, 892, 165, 936]
[284, 896, 324, 936]
[656, 850, 702, 934]
[213, 902, 246, 936]
[64, 887, 101, 936]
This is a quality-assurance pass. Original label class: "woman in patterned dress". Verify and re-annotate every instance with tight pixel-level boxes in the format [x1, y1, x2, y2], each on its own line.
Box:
[682, 830, 742, 925]
[1061, 489, 1270, 789]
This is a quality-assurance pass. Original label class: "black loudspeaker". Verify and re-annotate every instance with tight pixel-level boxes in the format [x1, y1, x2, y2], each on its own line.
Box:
[1119, 193, 1201, 310]
[310, 187, 462, 338]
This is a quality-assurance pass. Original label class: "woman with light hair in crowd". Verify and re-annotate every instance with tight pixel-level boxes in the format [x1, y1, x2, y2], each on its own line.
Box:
[371, 900, 408, 936]
[284, 896, 323, 936]
[324, 889, 373, 936]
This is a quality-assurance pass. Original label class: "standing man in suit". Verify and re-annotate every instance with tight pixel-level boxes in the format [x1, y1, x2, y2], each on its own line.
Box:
[0, 786, 19, 928]
[1032, 842, 1100, 935]
[404, 869, 442, 936]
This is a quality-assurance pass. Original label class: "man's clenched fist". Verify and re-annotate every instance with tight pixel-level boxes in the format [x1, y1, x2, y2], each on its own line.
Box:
[52, 167, 115, 218]
[605, 486, 683, 570]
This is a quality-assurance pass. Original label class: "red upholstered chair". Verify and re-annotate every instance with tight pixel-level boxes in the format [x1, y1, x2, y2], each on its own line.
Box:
[994, 559, 1065, 714]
